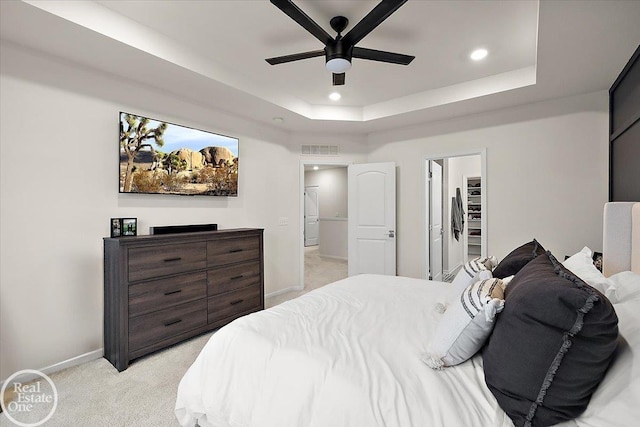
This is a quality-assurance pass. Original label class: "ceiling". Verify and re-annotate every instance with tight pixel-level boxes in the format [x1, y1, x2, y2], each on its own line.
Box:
[1, 0, 639, 135]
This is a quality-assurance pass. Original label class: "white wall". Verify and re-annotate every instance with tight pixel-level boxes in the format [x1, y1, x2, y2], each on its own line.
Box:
[367, 91, 609, 279]
[317, 219, 348, 260]
[0, 43, 367, 380]
[304, 168, 348, 219]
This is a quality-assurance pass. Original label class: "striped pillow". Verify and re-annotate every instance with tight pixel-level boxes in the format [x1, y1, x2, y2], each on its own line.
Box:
[424, 278, 506, 369]
[445, 256, 497, 307]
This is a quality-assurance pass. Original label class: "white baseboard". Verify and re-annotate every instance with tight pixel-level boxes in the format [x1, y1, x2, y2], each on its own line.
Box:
[41, 349, 104, 375]
[265, 285, 303, 299]
[1, 348, 103, 386]
[444, 263, 463, 276]
[319, 254, 347, 261]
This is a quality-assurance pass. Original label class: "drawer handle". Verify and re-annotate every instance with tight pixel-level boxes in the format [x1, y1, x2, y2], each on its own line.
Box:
[164, 319, 182, 327]
[164, 289, 182, 296]
[230, 275, 244, 280]
[230, 299, 244, 306]
[164, 257, 182, 262]
[229, 249, 243, 253]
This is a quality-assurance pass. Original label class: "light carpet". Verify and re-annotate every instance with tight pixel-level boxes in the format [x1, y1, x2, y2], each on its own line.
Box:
[1, 332, 212, 426]
[266, 246, 348, 306]
[1, 246, 346, 426]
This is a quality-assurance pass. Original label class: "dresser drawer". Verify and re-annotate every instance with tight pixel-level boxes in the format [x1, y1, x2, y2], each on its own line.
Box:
[208, 261, 261, 296]
[208, 284, 262, 324]
[128, 242, 207, 282]
[207, 236, 260, 266]
[129, 299, 207, 353]
[129, 272, 207, 318]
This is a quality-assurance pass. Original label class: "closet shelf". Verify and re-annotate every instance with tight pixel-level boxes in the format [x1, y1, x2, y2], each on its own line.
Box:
[465, 176, 482, 262]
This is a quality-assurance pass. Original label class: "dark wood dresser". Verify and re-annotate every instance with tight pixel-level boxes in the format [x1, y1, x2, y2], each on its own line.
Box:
[103, 228, 264, 371]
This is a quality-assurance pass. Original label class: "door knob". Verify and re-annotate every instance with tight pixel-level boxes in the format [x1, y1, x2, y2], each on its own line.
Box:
[388, 230, 395, 238]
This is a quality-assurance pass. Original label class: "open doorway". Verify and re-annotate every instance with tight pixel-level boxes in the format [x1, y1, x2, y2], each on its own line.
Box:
[425, 150, 487, 281]
[300, 161, 351, 291]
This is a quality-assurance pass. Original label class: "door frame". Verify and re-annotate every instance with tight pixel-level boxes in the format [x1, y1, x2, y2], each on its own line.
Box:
[428, 160, 444, 281]
[299, 160, 352, 288]
[423, 149, 487, 280]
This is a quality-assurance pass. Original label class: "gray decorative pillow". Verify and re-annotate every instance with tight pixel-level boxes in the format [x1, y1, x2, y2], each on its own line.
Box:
[483, 251, 618, 427]
[492, 239, 546, 279]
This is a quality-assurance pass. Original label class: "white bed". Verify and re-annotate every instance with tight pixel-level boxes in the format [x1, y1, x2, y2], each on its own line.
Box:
[175, 202, 640, 427]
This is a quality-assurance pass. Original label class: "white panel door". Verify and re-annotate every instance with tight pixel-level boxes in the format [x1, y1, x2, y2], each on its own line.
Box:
[348, 162, 396, 276]
[429, 161, 443, 281]
[304, 186, 319, 246]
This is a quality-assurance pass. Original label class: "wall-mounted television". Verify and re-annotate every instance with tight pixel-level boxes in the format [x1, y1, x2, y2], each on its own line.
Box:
[119, 112, 238, 196]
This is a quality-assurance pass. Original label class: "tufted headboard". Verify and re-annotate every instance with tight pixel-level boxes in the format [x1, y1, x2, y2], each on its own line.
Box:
[603, 202, 640, 276]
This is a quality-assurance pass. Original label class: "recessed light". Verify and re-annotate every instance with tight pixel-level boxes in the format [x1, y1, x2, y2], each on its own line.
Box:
[470, 48, 488, 61]
[313, 166, 319, 170]
[329, 92, 341, 101]
[272, 117, 284, 123]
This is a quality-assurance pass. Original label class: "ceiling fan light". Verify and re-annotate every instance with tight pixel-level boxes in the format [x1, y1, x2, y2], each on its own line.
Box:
[326, 58, 351, 73]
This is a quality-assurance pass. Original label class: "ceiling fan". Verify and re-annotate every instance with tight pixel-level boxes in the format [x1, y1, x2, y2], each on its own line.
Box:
[266, 0, 415, 86]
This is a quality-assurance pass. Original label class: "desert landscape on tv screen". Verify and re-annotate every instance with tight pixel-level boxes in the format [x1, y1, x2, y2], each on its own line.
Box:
[119, 112, 238, 196]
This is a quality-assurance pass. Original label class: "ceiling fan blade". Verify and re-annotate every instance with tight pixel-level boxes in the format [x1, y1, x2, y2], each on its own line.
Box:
[333, 73, 345, 86]
[352, 47, 414, 65]
[266, 50, 325, 65]
[342, 0, 407, 46]
[270, 0, 334, 45]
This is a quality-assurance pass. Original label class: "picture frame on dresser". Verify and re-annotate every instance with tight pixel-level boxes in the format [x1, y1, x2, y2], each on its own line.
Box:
[110, 218, 122, 238]
[121, 218, 137, 236]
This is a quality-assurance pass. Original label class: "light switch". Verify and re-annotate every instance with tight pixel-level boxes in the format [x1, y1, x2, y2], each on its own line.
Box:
[278, 217, 289, 226]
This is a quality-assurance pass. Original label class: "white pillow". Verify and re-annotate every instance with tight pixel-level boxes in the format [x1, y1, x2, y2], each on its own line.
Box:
[424, 278, 505, 369]
[445, 256, 497, 306]
[608, 271, 640, 303]
[562, 247, 618, 302]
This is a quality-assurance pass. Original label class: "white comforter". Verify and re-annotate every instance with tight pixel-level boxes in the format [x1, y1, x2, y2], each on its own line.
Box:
[175, 274, 513, 427]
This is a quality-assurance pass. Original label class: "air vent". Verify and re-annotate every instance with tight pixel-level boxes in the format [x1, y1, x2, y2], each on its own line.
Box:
[301, 145, 339, 156]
